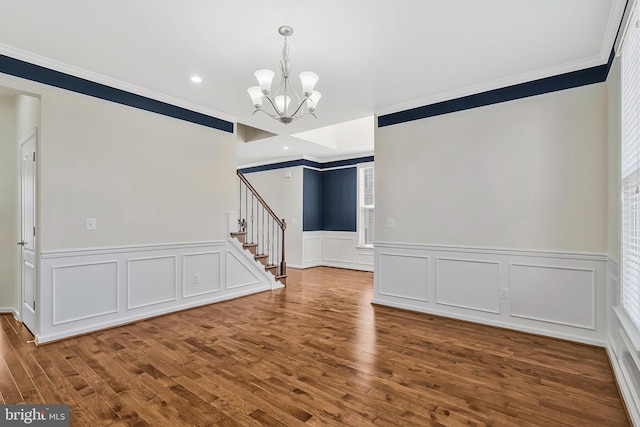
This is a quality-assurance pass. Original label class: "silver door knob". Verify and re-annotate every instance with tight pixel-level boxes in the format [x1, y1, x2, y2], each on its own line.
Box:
[17, 241, 26, 246]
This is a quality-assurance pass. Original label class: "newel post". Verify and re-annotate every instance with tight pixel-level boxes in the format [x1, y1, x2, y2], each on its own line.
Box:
[281, 219, 286, 276]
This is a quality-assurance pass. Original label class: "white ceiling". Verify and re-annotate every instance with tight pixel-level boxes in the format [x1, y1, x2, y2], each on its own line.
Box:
[0, 1, 625, 165]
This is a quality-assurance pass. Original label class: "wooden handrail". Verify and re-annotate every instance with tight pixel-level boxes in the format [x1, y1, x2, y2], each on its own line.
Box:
[237, 170, 284, 228]
[236, 169, 286, 281]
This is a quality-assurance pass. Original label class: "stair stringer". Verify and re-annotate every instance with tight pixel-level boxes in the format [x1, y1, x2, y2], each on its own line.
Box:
[228, 237, 284, 290]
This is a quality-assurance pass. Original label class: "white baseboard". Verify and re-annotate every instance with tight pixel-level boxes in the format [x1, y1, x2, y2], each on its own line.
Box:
[37, 240, 278, 343]
[0, 308, 19, 319]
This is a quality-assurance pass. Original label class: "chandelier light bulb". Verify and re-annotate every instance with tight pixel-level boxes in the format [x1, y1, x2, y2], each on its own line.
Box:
[247, 86, 264, 108]
[299, 71, 319, 96]
[275, 95, 291, 114]
[307, 91, 322, 111]
[254, 69, 275, 94]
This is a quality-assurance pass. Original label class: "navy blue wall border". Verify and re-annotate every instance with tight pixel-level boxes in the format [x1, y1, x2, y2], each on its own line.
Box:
[239, 155, 374, 174]
[378, 49, 616, 128]
[0, 54, 234, 133]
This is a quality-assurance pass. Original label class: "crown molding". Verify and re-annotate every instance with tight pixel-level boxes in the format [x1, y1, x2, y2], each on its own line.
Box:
[0, 43, 236, 124]
[603, 0, 628, 57]
[375, 54, 607, 117]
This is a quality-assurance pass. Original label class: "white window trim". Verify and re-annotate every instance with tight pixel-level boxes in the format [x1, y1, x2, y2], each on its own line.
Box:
[620, 3, 640, 338]
[357, 162, 374, 248]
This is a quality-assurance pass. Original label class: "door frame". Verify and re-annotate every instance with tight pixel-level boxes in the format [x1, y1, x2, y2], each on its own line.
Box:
[17, 127, 38, 335]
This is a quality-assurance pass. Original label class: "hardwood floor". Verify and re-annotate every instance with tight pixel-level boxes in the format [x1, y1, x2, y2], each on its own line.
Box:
[0, 266, 630, 426]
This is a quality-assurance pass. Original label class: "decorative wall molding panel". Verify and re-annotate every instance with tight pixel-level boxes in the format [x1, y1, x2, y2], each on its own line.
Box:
[435, 258, 500, 314]
[39, 240, 278, 343]
[373, 242, 608, 346]
[379, 253, 429, 302]
[509, 263, 595, 329]
[300, 231, 373, 271]
[52, 261, 119, 325]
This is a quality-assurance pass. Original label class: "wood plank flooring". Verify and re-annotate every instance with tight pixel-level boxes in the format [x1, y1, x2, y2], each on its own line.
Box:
[0, 266, 630, 426]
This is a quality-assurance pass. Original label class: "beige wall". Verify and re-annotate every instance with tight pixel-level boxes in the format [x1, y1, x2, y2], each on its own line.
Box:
[375, 83, 608, 252]
[0, 95, 17, 309]
[242, 166, 303, 267]
[0, 73, 237, 252]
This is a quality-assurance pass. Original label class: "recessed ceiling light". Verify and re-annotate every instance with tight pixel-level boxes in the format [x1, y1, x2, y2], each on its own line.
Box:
[190, 75, 202, 83]
[283, 146, 289, 150]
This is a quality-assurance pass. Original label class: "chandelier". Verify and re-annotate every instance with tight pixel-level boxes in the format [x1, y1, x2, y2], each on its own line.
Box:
[247, 26, 321, 124]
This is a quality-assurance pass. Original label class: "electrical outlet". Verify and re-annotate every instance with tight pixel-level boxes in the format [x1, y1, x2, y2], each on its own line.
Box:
[193, 273, 201, 285]
[386, 218, 396, 228]
[500, 287, 509, 299]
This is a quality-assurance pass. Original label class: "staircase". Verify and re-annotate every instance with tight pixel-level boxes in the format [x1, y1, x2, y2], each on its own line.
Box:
[232, 170, 287, 286]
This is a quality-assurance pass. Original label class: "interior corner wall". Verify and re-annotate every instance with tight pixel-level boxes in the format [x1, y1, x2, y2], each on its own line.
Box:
[606, 58, 621, 261]
[303, 168, 322, 231]
[302, 167, 357, 232]
[321, 168, 357, 232]
[241, 166, 304, 267]
[375, 83, 608, 252]
[0, 95, 17, 311]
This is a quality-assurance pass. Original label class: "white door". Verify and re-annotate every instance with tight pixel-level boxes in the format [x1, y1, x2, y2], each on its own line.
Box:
[19, 128, 37, 334]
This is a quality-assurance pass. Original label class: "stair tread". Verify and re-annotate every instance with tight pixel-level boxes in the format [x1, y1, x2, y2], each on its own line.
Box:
[231, 231, 247, 235]
[243, 243, 258, 247]
[254, 254, 268, 258]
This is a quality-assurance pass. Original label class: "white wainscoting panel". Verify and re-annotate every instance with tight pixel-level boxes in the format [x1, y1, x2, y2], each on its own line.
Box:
[299, 231, 373, 271]
[374, 242, 607, 346]
[510, 263, 595, 329]
[378, 253, 429, 302]
[52, 261, 118, 325]
[302, 231, 322, 268]
[183, 252, 222, 298]
[435, 258, 500, 314]
[356, 251, 374, 270]
[322, 233, 357, 265]
[127, 256, 177, 309]
[226, 250, 262, 289]
[38, 240, 278, 343]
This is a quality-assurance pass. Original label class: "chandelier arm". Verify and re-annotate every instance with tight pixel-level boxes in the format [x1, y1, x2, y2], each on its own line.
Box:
[252, 108, 278, 119]
[287, 97, 310, 119]
[261, 95, 285, 117]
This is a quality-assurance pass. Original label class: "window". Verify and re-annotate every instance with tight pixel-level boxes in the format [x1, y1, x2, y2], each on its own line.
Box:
[358, 164, 374, 246]
[621, 8, 640, 331]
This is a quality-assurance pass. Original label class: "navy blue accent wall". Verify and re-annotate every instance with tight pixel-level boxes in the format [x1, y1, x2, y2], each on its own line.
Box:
[303, 168, 323, 231]
[378, 48, 616, 128]
[321, 168, 357, 232]
[0, 54, 234, 133]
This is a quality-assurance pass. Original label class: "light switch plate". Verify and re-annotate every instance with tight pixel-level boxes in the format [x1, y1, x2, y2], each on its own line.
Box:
[85, 218, 97, 231]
